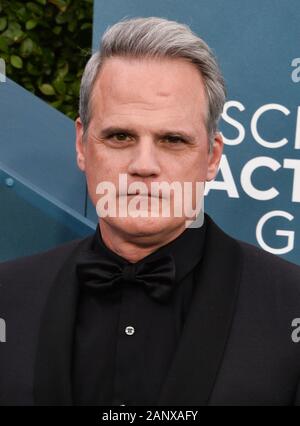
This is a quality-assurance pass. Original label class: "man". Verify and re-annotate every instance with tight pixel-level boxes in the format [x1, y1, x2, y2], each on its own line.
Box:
[1, 17, 300, 406]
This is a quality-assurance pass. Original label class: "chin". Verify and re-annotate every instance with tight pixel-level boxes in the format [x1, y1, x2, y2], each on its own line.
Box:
[105, 216, 183, 238]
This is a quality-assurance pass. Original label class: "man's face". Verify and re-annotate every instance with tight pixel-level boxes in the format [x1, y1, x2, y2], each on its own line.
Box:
[76, 56, 223, 241]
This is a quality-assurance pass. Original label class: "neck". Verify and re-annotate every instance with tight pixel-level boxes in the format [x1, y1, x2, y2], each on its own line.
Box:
[98, 221, 186, 263]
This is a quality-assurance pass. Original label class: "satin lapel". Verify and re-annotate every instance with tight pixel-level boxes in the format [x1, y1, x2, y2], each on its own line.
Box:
[157, 216, 243, 406]
[33, 236, 94, 406]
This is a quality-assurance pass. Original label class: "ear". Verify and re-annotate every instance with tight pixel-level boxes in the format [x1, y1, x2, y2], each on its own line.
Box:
[75, 117, 86, 172]
[206, 132, 223, 181]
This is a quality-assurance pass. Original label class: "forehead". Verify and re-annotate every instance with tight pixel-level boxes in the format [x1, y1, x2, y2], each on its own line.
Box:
[90, 56, 208, 126]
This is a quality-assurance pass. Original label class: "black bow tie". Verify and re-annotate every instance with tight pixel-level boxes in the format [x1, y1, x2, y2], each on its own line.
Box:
[76, 250, 176, 303]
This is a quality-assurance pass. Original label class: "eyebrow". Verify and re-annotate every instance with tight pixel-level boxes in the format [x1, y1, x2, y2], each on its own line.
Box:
[98, 126, 196, 143]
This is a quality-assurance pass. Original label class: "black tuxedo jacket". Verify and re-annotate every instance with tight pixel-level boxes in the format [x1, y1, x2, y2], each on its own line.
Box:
[1, 214, 300, 406]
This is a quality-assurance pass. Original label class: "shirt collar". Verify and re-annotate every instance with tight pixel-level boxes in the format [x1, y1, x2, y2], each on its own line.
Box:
[92, 216, 207, 284]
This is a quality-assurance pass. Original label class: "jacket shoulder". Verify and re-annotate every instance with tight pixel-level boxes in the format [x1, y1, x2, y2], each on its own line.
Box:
[0, 234, 93, 286]
[234, 238, 300, 308]
[238, 238, 300, 279]
[205, 214, 300, 289]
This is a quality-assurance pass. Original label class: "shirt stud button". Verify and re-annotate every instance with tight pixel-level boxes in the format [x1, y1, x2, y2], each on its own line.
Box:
[125, 326, 135, 335]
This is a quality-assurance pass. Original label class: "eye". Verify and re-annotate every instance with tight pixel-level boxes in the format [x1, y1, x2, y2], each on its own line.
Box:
[109, 133, 132, 142]
[163, 135, 186, 144]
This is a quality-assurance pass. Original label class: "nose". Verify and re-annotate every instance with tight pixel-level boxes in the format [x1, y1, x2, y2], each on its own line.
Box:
[127, 138, 161, 177]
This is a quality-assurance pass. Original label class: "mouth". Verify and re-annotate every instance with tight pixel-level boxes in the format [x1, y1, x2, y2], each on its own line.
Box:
[117, 190, 162, 198]
[126, 193, 161, 198]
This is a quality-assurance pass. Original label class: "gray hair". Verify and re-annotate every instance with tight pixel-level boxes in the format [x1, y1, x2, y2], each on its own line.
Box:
[79, 17, 226, 150]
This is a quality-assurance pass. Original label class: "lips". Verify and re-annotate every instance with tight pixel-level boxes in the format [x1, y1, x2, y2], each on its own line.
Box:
[127, 193, 160, 198]
[117, 192, 163, 199]
[118, 189, 163, 198]
[127, 192, 151, 197]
